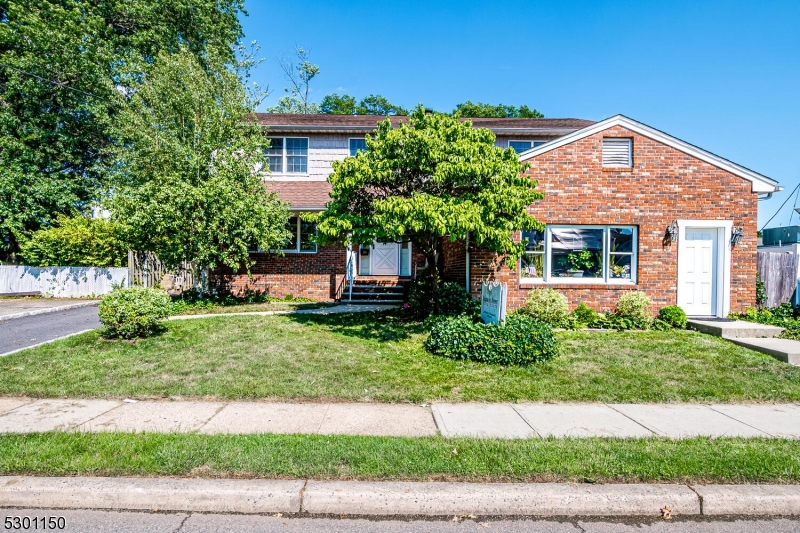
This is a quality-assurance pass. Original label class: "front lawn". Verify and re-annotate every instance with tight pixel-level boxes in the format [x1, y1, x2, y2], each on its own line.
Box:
[1, 433, 798, 484]
[2, 311, 799, 402]
[171, 300, 334, 315]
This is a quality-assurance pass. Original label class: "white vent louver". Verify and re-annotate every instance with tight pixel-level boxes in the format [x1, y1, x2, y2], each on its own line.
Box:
[602, 138, 632, 167]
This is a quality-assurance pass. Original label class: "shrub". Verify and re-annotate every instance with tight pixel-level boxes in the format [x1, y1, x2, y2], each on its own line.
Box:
[615, 292, 652, 323]
[572, 302, 598, 325]
[99, 287, 171, 338]
[19, 215, 126, 267]
[658, 305, 687, 329]
[425, 313, 559, 365]
[406, 268, 435, 317]
[523, 288, 570, 326]
[435, 282, 481, 318]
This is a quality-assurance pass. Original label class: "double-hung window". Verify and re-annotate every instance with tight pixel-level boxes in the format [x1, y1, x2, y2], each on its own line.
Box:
[508, 140, 547, 153]
[265, 137, 309, 174]
[282, 216, 317, 253]
[520, 225, 637, 283]
[349, 138, 368, 156]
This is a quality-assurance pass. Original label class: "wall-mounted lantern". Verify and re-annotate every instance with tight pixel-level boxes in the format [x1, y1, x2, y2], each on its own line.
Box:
[665, 221, 678, 244]
[730, 226, 744, 245]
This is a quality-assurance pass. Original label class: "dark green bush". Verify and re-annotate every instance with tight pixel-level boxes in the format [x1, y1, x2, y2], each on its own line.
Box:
[99, 287, 171, 338]
[572, 302, 598, 325]
[658, 305, 687, 329]
[406, 270, 478, 318]
[425, 313, 559, 365]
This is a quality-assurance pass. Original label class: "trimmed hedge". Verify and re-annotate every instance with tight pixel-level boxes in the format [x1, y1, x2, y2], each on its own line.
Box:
[99, 287, 171, 338]
[523, 288, 570, 327]
[425, 313, 559, 365]
[658, 305, 688, 329]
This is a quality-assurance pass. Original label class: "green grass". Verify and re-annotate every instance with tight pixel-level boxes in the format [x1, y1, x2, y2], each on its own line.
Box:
[171, 300, 334, 315]
[2, 311, 799, 402]
[1, 433, 798, 484]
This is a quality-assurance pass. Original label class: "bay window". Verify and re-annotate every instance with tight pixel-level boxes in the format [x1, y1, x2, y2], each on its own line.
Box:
[520, 225, 637, 283]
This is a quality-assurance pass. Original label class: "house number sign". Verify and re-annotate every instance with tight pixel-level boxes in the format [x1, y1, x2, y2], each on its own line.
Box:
[480, 280, 508, 325]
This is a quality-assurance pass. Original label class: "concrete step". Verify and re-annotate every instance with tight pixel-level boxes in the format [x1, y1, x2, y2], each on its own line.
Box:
[345, 299, 405, 305]
[687, 319, 784, 339]
[728, 337, 800, 365]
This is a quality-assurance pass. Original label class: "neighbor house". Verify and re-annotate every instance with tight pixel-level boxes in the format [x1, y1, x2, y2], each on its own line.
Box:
[212, 113, 780, 318]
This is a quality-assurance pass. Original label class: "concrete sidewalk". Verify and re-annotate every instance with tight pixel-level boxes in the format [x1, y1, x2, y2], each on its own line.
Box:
[1, 398, 799, 438]
[2, 476, 799, 517]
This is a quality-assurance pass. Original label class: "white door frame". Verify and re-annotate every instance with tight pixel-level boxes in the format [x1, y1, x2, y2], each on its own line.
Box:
[360, 241, 413, 276]
[676, 220, 732, 317]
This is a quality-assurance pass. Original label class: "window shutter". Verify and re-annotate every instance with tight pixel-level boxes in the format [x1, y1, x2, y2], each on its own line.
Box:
[602, 138, 632, 167]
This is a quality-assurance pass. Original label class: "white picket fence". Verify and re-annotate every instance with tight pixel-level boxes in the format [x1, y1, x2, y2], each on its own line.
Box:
[0, 266, 129, 297]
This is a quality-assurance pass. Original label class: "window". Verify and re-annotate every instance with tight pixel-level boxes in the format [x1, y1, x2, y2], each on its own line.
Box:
[602, 138, 632, 167]
[265, 137, 308, 174]
[521, 225, 637, 283]
[349, 138, 367, 157]
[508, 140, 547, 153]
[282, 216, 317, 253]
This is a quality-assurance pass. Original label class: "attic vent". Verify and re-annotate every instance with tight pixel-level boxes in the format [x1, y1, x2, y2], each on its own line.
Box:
[603, 138, 632, 167]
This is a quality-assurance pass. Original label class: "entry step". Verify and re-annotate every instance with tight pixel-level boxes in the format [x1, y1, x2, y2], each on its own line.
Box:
[687, 319, 784, 339]
[728, 337, 800, 365]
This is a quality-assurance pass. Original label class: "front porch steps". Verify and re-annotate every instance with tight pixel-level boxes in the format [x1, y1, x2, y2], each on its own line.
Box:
[687, 318, 799, 366]
[341, 280, 407, 305]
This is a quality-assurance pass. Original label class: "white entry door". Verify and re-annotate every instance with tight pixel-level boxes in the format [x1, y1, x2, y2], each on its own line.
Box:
[371, 242, 399, 275]
[680, 228, 718, 316]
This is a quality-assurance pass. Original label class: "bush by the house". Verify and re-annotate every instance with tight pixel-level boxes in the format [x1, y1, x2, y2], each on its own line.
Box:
[572, 302, 598, 325]
[425, 313, 559, 365]
[523, 288, 570, 327]
[99, 287, 171, 338]
[19, 215, 127, 267]
[615, 292, 652, 323]
[658, 305, 688, 329]
[406, 270, 479, 318]
[731, 303, 800, 340]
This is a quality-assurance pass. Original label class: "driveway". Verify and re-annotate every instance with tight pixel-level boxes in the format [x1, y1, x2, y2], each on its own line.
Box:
[0, 306, 101, 356]
[0, 298, 99, 320]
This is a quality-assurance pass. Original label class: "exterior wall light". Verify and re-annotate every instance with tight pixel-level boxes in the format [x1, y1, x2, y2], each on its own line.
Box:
[731, 226, 744, 245]
[665, 221, 678, 244]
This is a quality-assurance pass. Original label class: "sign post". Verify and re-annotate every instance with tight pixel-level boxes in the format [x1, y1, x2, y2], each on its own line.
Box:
[480, 280, 508, 325]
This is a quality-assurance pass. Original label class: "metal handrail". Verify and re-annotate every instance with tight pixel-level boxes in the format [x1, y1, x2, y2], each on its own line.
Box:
[345, 252, 355, 302]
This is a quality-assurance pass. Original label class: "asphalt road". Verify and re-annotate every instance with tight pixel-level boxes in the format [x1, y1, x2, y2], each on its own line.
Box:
[0, 306, 101, 355]
[1, 511, 798, 533]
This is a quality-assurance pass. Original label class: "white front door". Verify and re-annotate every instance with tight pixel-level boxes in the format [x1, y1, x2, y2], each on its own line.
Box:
[679, 228, 718, 316]
[371, 242, 399, 275]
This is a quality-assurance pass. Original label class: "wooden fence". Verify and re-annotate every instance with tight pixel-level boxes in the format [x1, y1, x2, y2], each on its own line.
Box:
[128, 251, 196, 293]
[757, 251, 799, 308]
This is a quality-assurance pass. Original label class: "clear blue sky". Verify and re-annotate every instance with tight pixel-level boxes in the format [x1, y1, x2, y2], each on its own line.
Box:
[240, 0, 800, 228]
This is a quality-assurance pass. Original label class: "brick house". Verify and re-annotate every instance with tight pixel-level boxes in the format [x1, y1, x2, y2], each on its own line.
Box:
[214, 113, 779, 318]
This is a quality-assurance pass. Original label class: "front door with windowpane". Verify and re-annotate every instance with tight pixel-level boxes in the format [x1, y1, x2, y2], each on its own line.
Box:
[679, 229, 718, 316]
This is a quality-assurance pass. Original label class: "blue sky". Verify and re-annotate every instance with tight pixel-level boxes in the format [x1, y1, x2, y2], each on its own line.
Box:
[240, 0, 800, 228]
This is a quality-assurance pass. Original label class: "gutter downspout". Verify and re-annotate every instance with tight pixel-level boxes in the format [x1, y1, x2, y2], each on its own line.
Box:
[465, 232, 470, 295]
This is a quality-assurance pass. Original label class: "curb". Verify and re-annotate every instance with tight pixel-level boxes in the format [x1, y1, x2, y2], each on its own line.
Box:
[1, 477, 798, 517]
[0, 301, 100, 322]
[0, 329, 96, 357]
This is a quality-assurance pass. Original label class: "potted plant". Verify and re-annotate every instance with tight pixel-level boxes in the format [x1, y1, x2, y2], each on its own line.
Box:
[566, 247, 594, 277]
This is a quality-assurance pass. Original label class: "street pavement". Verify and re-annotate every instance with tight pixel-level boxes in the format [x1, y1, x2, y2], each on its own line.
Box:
[1, 510, 798, 533]
[0, 306, 100, 355]
[1, 397, 799, 438]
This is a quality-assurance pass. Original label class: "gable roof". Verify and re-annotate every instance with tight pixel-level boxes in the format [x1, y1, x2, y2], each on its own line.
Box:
[255, 113, 594, 135]
[516, 114, 780, 193]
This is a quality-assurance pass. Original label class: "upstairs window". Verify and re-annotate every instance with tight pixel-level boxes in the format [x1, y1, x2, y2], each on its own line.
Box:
[265, 137, 309, 174]
[508, 140, 547, 153]
[602, 138, 632, 167]
[349, 138, 368, 156]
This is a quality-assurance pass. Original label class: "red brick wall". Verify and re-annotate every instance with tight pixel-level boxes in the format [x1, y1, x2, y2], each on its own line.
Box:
[211, 245, 346, 301]
[467, 125, 758, 314]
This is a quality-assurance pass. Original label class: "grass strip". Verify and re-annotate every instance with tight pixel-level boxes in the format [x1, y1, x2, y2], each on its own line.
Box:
[1, 433, 799, 484]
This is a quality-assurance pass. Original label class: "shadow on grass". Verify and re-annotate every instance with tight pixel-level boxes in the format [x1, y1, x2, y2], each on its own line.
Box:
[289, 309, 426, 342]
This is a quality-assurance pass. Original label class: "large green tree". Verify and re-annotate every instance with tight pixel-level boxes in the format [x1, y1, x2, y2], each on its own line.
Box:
[452, 101, 544, 118]
[111, 49, 290, 273]
[314, 107, 545, 291]
[0, 0, 246, 259]
[320, 93, 407, 115]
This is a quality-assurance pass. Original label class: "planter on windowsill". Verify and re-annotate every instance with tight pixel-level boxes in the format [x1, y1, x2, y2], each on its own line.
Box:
[568, 270, 584, 278]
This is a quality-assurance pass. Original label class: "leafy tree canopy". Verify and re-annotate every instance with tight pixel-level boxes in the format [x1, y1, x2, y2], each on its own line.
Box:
[111, 49, 290, 272]
[0, 0, 246, 259]
[265, 47, 320, 114]
[452, 101, 544, 118]
[320, 93, 407, 115]
[314, 106, 544, 290]
[19, 215, 126, 267]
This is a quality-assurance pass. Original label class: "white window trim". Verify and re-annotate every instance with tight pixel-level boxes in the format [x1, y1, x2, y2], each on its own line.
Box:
[348, 137, 368, 157]
[508, 139, 547, 152]
[281, 214, 317, 254]
[520, 225, 638, 285]
[676, 220, 732, 318]
[265, 136, 310, 177]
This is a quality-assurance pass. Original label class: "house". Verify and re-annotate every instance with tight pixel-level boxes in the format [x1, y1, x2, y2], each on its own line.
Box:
[213, 113, 780, 318]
